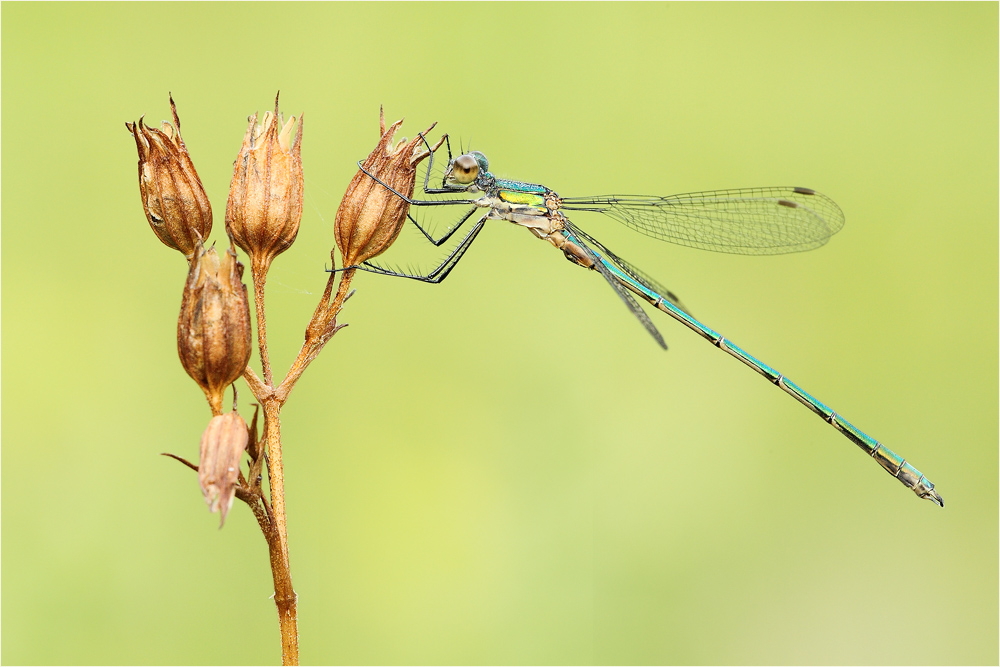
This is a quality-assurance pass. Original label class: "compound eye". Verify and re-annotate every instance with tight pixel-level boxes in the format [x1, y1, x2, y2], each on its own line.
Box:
[451, 154, 479, 184]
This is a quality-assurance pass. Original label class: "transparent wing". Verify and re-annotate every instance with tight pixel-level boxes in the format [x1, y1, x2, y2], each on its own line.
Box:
[561, 187, 845, 255]
[563, 221, 667, 350]
[567, 222, 692, 316]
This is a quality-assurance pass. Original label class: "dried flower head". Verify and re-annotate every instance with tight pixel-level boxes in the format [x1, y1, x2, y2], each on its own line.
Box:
[126, 96, 212, 258]
[334, 108, 443, 268]
[178, 242, 252, 415]
[226, 95, 303, 275]
[199, 412, 249, 527]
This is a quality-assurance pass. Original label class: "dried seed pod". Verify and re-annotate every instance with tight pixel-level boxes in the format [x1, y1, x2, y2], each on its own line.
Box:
[126, 96, 212, 258]
[199, 412, 249, 527]
[226, 95, 303, 275]
[177, 242, 252, 415]
[334, 108, 442, 268]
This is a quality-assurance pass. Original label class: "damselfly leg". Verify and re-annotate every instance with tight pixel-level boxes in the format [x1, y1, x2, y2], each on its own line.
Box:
[345, 133, 491, 282]
[351, 217, 487, 284]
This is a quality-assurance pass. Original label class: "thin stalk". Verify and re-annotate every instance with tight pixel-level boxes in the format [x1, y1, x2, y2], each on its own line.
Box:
[240, 265, 354, 666]
[263, 399, 297, 665]
[278, 270, 354, 402]
[244, 255, 298, 665]
[252, 261, 273, 386]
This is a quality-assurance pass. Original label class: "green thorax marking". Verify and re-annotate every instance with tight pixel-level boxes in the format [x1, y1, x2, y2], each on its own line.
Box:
[498, 189, 546, 207]
[488, 173, 550, 208]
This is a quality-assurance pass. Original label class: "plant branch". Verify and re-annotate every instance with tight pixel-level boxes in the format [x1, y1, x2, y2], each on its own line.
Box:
[252, 261, 273, 386]
[277, 269, 354, 403]
[261, 399, 298, 665]
[243, 364, 268, 398]
[236, 265, 355, 666]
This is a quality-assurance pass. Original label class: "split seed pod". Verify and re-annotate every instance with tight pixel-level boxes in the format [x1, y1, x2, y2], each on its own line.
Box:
[334, 108, 444, 268]
[177, 242, 252, 415]
[226, 96, 303, 276]
[126, 96, 212, 258]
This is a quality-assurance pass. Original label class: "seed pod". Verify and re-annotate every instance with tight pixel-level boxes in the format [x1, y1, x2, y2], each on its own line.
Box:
[334, 108, 442, 268]
[226, 96, 303, 275]
[177, 242, 252, 415]
[199, 412, 249, 527]
[126, 96, 212, 258]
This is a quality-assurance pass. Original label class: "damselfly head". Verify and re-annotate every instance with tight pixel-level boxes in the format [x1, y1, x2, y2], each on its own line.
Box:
[446, 151, 489, 186]
[447, 153, 480, 185]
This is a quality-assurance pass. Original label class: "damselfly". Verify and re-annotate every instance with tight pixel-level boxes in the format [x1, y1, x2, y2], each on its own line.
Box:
[351, 137, 943, 507]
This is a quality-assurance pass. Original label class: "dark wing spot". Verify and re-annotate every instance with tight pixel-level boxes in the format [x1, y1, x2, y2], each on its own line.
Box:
[777, 199, 800, 208]
[793, 187, 816, 195]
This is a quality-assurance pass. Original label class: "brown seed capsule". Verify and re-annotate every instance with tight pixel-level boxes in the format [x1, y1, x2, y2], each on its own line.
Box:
[177, 242, 252, 415]
[226, 96, 303, 275]
[334, 108, 443, 268]
[126, 96, 212, 258]
[199, 412, 249, 527]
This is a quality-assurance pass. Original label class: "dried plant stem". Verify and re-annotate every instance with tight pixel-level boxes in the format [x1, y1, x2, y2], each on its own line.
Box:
[263, 399, 297, 665]
[237, 267, 354, 666]
[279, 270, 354, 401]
[252, 264, 273, 386]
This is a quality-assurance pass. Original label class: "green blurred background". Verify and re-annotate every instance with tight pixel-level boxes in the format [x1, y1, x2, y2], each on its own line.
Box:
[3, 2, 996, 664]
